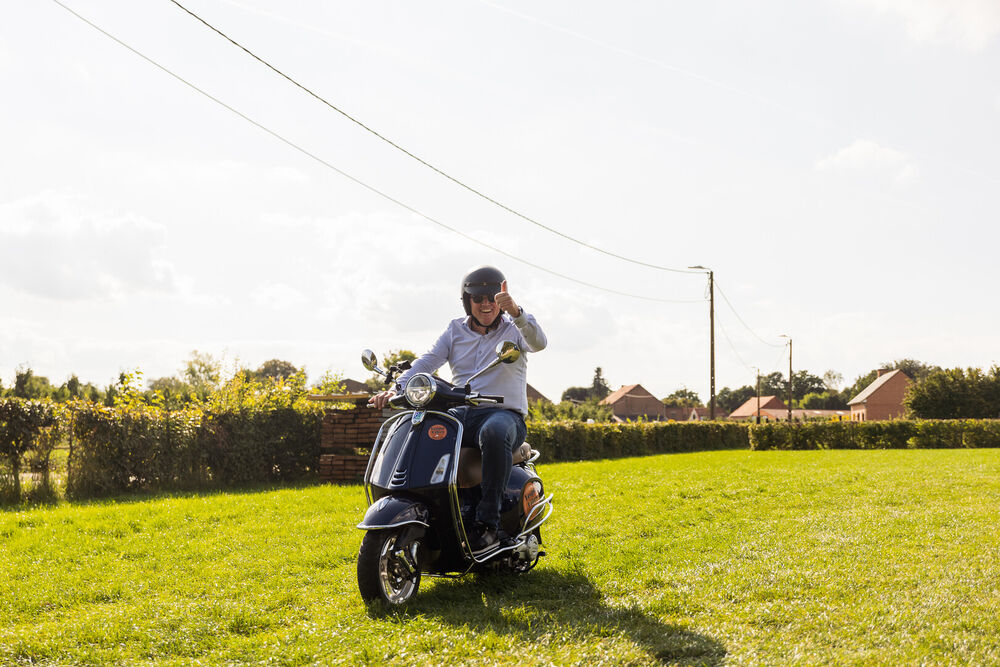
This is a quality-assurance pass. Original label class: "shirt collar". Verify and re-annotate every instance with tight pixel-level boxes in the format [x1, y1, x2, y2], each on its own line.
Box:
[466, 314, 504, 334]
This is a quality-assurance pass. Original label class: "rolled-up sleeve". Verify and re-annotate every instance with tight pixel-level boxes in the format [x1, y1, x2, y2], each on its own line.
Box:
[513, 311, 547, 352]
[395, 328, 452, 389]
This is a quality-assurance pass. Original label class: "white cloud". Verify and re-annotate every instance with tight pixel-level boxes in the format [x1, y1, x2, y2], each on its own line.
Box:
[816, 139, 918, 185]
[252, 282, 311, 309]
[843, 0, 1000, 50]
[0, 194, 176, 301]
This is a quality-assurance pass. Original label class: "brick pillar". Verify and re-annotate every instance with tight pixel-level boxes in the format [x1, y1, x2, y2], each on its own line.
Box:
[317, 397, 390, 483]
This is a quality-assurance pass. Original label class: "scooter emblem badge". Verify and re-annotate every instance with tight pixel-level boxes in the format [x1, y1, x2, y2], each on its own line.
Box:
[427, 424, 448, 440]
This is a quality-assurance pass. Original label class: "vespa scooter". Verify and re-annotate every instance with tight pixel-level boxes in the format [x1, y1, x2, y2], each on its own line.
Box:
[355, 342, 554, 606]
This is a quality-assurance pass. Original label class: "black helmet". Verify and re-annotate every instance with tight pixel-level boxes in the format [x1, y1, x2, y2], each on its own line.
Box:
[460, 265, 505, 316]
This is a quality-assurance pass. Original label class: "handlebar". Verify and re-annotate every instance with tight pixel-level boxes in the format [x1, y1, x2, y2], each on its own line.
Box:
[470, 394, 504, 405]
[369, 390, 505, 410]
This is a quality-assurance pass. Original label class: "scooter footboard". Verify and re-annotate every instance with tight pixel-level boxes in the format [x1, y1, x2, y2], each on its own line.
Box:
[357, 496, 431, 530]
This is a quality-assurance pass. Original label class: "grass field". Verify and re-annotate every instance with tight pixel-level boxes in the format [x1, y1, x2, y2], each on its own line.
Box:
[2, 449, 999, 665]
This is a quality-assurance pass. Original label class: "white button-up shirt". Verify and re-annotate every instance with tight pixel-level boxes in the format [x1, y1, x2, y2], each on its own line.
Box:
[396, 311, 547, 415]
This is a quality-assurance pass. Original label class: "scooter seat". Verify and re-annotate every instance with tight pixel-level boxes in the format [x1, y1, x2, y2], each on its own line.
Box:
[457, 442, 537, 488]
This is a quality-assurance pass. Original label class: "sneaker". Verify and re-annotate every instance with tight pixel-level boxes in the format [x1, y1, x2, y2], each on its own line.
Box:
[468, 522, 500, 555]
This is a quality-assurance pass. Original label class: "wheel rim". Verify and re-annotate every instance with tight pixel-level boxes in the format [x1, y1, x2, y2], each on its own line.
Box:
[378, 534, 418, 604]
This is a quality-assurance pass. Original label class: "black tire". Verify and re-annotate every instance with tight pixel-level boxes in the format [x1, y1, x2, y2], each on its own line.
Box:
[357, 529, 421, 606]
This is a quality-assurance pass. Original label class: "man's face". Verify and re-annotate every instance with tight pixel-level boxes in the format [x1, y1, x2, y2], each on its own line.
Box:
[470, 292, 501, 326]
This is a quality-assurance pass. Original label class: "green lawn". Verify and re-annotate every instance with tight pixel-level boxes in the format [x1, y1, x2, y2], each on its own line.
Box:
[2, 449, 999, 665]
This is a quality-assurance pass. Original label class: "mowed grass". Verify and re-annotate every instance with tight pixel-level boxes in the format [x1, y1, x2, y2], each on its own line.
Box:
[2, 449, 999, 665]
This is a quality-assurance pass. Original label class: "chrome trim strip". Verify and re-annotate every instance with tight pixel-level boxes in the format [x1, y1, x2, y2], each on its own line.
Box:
[471, 538, 523, 564]
[517, 494, 554, 539]
[434, 412, 471, 559]
[356, 519, 430, 530]
[469, 494, 554, 564]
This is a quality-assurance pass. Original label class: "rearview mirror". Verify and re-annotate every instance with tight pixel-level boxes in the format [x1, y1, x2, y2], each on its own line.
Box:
[361, 349, 379, 373]
[496, 341, 521, 364]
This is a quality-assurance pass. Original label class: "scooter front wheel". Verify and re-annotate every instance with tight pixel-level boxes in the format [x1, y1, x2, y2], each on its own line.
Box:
[357, 529, 421, 606]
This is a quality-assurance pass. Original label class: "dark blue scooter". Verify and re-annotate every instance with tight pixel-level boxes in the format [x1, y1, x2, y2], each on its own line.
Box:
[356, 343, 554, 606]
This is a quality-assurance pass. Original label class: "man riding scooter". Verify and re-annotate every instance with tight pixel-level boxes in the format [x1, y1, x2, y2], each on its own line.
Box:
[370, 266, 547, 554]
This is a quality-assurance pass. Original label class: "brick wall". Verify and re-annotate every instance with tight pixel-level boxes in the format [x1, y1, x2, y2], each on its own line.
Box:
[317, 397, 389, 483]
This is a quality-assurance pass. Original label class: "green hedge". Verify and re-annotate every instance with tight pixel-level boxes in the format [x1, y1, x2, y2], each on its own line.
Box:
[749, 419, 1000, 450]
[199, 408, 322, 487]
[67, 403, 321, 498]
[0, 398, 60, 502]
[32, 396, 1000, 501]
[527, 421, 749, 461]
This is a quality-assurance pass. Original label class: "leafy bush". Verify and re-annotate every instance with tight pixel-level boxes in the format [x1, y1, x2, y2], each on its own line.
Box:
[67, 402, 204, 497]
[749, 420, 1000, 450]
[526, 398, 614, 423]
[527, 421, 749, 461]
[0, 398, 59, 502]
[65, 371, 324, 498]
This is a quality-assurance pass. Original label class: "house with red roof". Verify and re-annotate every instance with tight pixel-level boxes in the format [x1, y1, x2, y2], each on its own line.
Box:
[848, 369, 911, 421]
[339, 378, 372, 394]
[526, 383, 551, 404]
[728, 395, 787, 421]
[600, 384, 667, 422]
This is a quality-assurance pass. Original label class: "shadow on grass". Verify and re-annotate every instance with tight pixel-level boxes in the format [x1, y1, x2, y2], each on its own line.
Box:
[388, 568, 726, 665]
[0, 477, 349, 512]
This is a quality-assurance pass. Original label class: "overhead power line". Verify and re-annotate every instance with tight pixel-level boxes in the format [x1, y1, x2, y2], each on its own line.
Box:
[717, 319, 753, 374]
[166, 0, 701, 276]
[772, 341, 791, 376]
[714, 280, 786, 348]
[49, 0, 704, 304]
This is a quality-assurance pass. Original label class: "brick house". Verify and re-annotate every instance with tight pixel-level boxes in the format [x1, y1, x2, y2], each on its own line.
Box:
[600, 384, 667, 422]
[662, 405, 694, 421]
[339, 378, 371, 394]
[728, 395, 788, 421]
[687, 406, 729, 421]
[848, 369, 911, 421]
[526, 383, 551, 404]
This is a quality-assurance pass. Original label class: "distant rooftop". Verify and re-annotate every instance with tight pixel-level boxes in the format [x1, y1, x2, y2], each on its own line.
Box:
[848, 369, 909, 405]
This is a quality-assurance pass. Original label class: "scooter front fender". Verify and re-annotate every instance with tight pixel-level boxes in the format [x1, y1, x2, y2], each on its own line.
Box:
[357, 495, 430, 530]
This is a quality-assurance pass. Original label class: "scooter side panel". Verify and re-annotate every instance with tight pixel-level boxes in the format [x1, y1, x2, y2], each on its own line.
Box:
[501, 465, 540, 537]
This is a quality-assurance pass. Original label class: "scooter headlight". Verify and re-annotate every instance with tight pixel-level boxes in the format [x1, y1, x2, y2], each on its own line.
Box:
[404, 373, 437, 407]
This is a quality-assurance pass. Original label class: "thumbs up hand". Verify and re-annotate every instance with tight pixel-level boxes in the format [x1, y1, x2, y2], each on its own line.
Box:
[494, 280, 520, 317]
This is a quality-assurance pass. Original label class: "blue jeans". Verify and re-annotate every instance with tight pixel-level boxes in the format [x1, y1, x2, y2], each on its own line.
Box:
[449, 406, 527, 529]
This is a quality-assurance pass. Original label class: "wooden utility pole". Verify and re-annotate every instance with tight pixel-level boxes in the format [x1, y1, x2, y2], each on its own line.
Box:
[709, 270, 715, 420]
[787, 338, 793, 422]
[755, 369, 761, 425]
[689, 266, 715, 420]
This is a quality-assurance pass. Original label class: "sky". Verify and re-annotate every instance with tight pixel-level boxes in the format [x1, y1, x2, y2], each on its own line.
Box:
[2, 0, 998, 403]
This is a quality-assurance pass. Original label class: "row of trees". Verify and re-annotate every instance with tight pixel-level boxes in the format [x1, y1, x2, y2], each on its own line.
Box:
[690, 359, 944, 414]
[1, 352, 345, 410]
[905, 366, 1000, 419]
[645, 359, 999, 420]
[0, 368, 105, 403]
[545, 359, 981, 420]
[7, 353, 998, 423]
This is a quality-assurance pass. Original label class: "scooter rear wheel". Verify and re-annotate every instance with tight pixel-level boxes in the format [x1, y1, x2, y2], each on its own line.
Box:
[357, 529, 421, 606]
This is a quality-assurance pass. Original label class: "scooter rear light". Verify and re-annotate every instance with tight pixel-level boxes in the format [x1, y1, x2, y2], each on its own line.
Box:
[522, 480, 543, 514]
